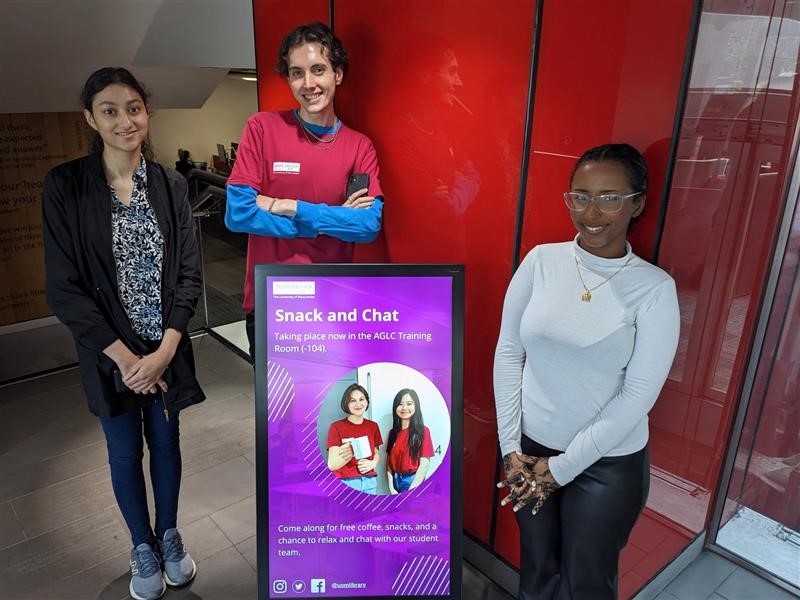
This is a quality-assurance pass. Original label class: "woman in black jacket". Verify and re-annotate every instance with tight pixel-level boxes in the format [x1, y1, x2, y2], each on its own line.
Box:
[42, 68, 204, 600]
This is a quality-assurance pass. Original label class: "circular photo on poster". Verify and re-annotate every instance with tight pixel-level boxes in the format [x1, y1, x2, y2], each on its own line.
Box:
[316, 362, 451, 496]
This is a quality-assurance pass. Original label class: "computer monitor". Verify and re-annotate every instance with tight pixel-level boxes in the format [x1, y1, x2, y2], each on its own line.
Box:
[216, 143, 228, 163]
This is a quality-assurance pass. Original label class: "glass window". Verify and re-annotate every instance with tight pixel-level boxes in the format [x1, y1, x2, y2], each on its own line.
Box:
[653, 0, 800, 544]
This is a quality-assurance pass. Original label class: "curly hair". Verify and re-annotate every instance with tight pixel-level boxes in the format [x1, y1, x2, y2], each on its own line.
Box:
[276, 22, 349, 77]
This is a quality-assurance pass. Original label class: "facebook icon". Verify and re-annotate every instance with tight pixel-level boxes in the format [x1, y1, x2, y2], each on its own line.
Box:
[310, 578, 326, 594]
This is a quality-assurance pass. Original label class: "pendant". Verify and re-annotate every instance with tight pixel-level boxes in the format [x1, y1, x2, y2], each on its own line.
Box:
[581, 291, 592, 302]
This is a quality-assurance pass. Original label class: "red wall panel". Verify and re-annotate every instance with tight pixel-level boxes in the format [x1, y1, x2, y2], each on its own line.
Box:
[518, 0, 693, 262]
[333, 0, 536, 543]
[253, 0, 329, 112]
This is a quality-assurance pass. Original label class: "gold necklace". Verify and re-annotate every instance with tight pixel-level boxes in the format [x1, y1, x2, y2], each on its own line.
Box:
[574, 254, 633, 302]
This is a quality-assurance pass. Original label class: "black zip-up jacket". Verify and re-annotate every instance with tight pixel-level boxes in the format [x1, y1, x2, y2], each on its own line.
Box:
[42, 152, 205, 418]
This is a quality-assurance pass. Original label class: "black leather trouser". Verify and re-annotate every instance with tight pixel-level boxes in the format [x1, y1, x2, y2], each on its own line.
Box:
[515, 435, 649, 600]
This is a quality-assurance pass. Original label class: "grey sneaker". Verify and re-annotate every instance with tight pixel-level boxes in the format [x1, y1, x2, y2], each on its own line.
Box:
[129, 543, 166, 600]
[158, 528, 197, 587]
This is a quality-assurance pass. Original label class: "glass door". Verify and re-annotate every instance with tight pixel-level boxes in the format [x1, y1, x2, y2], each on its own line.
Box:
[708, 134, 800, 592]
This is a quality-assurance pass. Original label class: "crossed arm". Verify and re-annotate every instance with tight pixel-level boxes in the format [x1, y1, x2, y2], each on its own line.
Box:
[225, 183, 383, 242]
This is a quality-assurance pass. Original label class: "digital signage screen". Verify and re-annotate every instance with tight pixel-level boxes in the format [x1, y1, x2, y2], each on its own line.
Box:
[255, 265, 463, 600]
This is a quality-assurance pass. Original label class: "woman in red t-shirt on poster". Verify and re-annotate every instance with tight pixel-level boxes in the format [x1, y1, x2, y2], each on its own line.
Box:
[326, 384, 383, 494]
[386, 389, 435, 493]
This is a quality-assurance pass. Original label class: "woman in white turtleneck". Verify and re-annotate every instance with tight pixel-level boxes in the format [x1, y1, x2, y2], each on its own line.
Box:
[493, 144, 680, 600]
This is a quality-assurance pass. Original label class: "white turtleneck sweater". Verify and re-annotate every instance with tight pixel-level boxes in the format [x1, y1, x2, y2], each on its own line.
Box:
[493, 238, 680, 485]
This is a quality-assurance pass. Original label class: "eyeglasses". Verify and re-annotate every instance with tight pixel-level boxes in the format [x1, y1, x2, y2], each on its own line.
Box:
[563, 191, 642, 214]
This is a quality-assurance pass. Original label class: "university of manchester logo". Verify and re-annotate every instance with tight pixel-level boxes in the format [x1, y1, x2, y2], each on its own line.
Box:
[273, 281, 315, 297]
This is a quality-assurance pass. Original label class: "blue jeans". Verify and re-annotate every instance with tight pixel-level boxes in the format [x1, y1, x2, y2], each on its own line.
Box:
[341, 475, 378, 494]
[100, 400, 182, 547]
[393, 472, 416, 493]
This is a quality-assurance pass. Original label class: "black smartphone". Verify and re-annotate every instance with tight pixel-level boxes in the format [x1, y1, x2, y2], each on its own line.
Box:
[113, 369, 128, 394]
[346, 173, 369, 199]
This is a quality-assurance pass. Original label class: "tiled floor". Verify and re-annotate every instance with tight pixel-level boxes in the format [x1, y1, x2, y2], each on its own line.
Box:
[1, 335, 795, 600]
[655, 551, 798, 600]
[717, 507, 800, 586]
[0, 335, 512, 600]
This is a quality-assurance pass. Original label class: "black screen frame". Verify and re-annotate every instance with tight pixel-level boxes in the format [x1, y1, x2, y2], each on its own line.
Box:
[254, 263, 464, 600]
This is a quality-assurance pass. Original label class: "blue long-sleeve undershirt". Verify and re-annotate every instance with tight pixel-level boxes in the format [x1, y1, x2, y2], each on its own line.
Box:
[224, 183, 383, 243]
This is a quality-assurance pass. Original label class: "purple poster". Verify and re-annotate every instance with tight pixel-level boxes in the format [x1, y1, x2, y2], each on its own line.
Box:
[259, 272, 459, 599]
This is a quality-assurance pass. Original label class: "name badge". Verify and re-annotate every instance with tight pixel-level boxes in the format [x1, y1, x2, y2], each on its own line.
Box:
[273, 162, 301, 174]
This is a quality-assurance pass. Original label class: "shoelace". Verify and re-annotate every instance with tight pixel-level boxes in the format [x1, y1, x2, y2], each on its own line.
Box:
[132, 546, 161, 578]
[160, 534, 185, 562]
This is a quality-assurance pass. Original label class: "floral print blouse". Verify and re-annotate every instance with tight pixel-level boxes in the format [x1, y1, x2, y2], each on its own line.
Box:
[110, 158, 164, 341]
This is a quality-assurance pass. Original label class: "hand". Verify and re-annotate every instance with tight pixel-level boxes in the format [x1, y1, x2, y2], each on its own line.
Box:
[338, 443, 354, 463]
[106, 340, 139, 376]
[123, 350, 170, 394]
[343, 188, 374, 209]
[116, 353, 140, 379]
[497, 452, 537, 510]
[153, 378, 169, 394]
[432, 179, 450, 200]
[497, 453, 561, 515]
[356, 457, 377, 474]
[525, 457, 560, 515]
[104, 340, 166, 395]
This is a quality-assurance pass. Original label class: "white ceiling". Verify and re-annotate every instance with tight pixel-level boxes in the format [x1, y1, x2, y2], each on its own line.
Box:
[0, 0, 256, 114]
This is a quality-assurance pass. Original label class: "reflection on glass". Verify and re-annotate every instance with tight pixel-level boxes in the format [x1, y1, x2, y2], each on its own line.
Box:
[400, 36, 480, 219]
[716, 197, 800, 588]
[384, 32, 481, 261]
[651, 0, 800, 536]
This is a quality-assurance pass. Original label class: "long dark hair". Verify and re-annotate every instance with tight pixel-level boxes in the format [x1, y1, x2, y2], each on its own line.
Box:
[80, 67, 154, 159]
[386, 389, 425, 461]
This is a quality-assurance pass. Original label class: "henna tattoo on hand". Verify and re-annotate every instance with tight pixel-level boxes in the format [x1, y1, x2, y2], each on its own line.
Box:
[502, 456, 562, 512]
[499, 453, 563, 514]
[503, 454, 513, 472]
[500, 452, 528, 487]
[499, 453, 534, 510]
